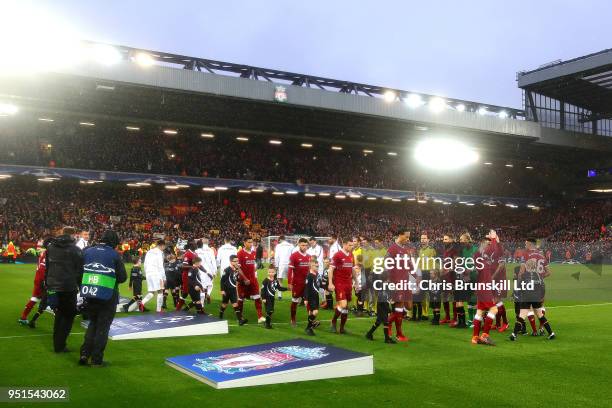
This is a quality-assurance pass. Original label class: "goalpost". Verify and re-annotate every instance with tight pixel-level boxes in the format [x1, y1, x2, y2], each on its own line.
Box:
[262, 235, 330, 263]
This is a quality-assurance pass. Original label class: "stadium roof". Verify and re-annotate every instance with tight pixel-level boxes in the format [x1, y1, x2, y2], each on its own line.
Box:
[1, 40, 611, 160]
[518, 48, 612, 120]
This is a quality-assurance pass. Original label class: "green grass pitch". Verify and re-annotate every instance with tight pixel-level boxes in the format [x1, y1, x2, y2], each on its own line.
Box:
[1, 263, 611, 407]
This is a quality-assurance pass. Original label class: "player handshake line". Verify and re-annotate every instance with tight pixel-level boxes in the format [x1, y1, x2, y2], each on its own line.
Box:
[372, 254, 484, 274]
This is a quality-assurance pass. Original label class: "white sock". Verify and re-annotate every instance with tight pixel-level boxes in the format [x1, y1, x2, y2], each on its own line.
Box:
[128, 301, 140, 312]
[141, 292, 153, 305]
[156, 294, 163, 312]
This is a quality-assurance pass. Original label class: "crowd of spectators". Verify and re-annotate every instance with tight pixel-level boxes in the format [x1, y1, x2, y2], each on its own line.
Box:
[0, 125, 570, 198]
[1, 178, 609, 263]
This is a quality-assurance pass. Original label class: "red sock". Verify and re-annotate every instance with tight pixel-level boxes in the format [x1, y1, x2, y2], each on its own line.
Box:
[495, 311, 501, 327]
[528, 314, 537, 332]
[443, 302, 450, 319]
[483, 314, 494, 334]
[255, 298, 263, 318]
[539, 310, 545, 329]
[452, 302, 457, 321]
[387, 313, 396, 336]
[306, 303, 310, 313]
[290, 302, 297, 321]
[21, 300, 37, 320]
[175, 298, 184, 311]
[340, 312, 348, 330]
[394, 312, 404, 336]
[332, 308, 341, 326]
[472, 317, 482, 337]
[499, 305, 507, 324]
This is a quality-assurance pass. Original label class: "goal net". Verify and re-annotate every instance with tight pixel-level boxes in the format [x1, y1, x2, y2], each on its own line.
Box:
[262, 235, 330, 263]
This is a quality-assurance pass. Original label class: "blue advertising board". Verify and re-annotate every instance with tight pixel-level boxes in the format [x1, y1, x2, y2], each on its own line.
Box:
[166, 339, 373, 388]
[82, 311, 228, 340]
[0, 163, 543, 207]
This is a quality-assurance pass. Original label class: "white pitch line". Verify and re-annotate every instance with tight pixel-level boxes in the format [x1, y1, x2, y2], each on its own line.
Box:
[4, 303, 611, 337]
[546, 302, 612, 309]
[228, 316, 373, 327]
[0, 331, 85, 340]
[230, 304, 612, 327]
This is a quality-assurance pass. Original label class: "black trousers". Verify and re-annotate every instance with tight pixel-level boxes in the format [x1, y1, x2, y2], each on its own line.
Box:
[53, 291, 77, 352]
[264, 295, 275, 315]
[80, 298, 117, 364]
[376, 301, 390, 326]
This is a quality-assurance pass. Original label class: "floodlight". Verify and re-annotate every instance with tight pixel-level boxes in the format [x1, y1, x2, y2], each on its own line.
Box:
[134, 52, 154, 67]
[429, 97, 447, 113]
[383, 91, 396, 103]
[90, 44, 122, 65]
[414, 138, 479, 170]
[404, 94, 424, 108]
[0, 103, 18, 115]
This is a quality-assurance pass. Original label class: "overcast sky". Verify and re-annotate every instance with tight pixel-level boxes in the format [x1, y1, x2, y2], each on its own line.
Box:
[8, 0, 612, 108]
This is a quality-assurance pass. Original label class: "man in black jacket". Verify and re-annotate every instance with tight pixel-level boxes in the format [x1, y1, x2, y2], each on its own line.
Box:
[255, 240, 264, 270]
[45, 226, 84, 353]
[79, 230, 127, 367]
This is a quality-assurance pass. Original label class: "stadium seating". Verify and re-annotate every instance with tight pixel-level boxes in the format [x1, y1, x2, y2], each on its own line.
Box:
[0, 178, 609, 263]
[0, 126, 572, 198]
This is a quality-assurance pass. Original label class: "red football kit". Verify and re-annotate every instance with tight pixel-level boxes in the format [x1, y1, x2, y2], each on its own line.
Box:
[331, 249, 354, 302]
[386, 242, 413, 303]
[181, 249, 196, 293]
[523, 249, 548, 302]
[525, 249, 548, 275]
[32, 252, 46, 298]
[476, 239, 503, 309]
[288, 250, 310, 298]
[173, 248, 196, 310]
[237, 248, 259, 298]
[236, 247, 263, 319]
[20, 252, 47, 321]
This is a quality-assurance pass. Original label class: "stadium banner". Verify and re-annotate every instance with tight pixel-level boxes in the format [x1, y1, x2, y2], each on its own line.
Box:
[81, 311, 228, 340]
[166, 338, 373, 389]
[0, 164, 541, 206]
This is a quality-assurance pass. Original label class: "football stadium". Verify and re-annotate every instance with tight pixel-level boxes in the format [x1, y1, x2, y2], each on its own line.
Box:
[0, 2, 611, 407]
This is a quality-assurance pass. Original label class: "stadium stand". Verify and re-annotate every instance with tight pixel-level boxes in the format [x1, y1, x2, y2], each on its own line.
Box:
[0, 124, 576, 198]
[0, 178, 609, 263]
